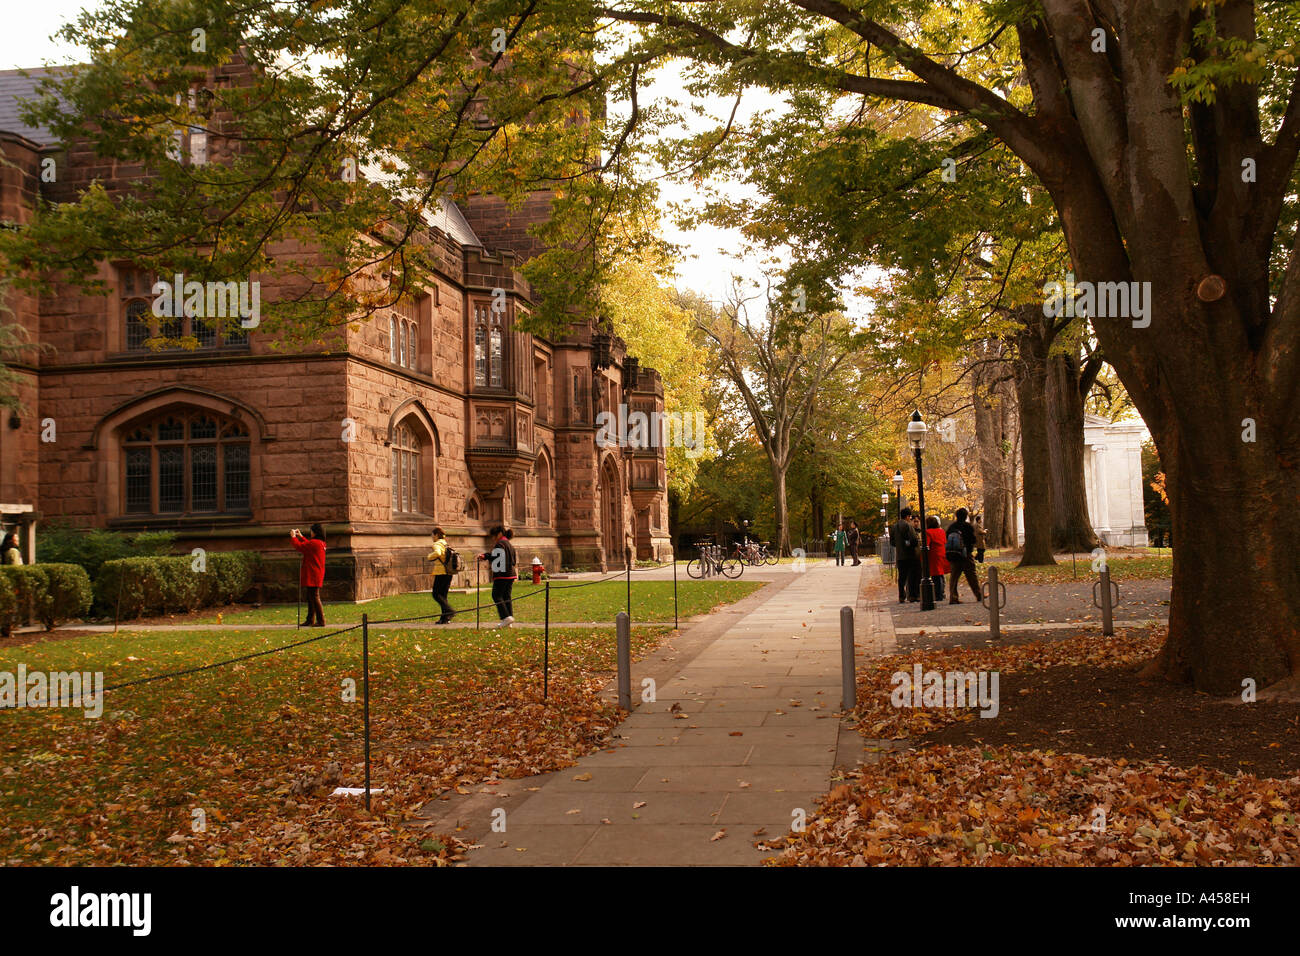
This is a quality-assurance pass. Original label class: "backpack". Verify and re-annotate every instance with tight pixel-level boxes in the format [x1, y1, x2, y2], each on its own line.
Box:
[443, 546, 462, 574]
[946, 530, 966, 558]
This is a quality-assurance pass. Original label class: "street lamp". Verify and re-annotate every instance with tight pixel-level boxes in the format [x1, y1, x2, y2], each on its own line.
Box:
[907, 411, 935, 611]
[892, 469, 904, 521]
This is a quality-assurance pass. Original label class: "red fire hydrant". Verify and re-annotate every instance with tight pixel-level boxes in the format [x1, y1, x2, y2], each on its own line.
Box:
[531, 556, 544, 584]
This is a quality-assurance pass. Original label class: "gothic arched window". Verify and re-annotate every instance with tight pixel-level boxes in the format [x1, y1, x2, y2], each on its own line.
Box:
[119, 265, 249, 352]
[121, 409, 250, 515]
[391, 422, 422, 516]
[388, 304, 419, 371]
[535, 451, 553, 527]
[473, 301, 505, 387]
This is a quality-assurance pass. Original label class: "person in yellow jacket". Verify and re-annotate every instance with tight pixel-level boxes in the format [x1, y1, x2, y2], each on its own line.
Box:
[427, 527, 454, 624]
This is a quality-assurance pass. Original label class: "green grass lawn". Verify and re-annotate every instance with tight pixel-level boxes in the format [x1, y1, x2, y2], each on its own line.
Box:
[1, 621, 672, 865]
[190, 577, 763, 627]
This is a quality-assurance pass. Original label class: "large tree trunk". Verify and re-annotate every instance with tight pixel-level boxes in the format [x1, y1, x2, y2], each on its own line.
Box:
[1046, 350, 1102, 553]
[1013, 307, 1057, 566]
[1036, 134, 1300, 693]
[1038, 160, 1300, 693]
[1137, 419, 1300, 694]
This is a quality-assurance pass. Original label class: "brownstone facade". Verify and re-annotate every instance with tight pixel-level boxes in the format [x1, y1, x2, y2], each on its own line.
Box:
[0, 68, 672, 600]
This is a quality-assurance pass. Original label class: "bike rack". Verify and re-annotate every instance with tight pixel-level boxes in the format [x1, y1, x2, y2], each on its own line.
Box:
[1091, 568, 1121, 636]
[980, 565, 1008, 639]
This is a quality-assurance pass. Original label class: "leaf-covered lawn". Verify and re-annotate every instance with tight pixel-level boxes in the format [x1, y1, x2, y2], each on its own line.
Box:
[855, 627, 1168, 740]
[766, 626, 1300, 866]
[991, 554, 1172, 585]
[770, 747, 1300, 865]
[189, 578, 762, 627]
[1, 622, 672, 865]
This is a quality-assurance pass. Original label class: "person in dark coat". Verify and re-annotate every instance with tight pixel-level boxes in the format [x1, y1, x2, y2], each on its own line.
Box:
[847, 520, 861, 566]
[945, 507, 982, 603]
[891, 507, 921, 602]
[478, 525, 517, 626]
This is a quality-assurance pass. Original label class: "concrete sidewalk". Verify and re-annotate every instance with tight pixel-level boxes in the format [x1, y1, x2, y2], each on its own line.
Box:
[419, 560, 891, 865]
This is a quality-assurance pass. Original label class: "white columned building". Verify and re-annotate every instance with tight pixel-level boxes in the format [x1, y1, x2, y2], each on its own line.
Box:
[1082, 414, 1149, 546]
[1015, 414, 1150, 547]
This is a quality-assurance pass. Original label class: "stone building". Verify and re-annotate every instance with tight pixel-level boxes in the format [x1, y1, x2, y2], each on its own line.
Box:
[0, 67, 672, 599]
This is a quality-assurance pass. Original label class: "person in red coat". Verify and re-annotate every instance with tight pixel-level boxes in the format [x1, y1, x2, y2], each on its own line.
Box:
[291, 523, 327, 627]
[924, 516, 949, 602]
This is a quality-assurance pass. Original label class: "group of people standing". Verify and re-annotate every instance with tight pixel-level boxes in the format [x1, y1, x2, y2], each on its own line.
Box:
[831, 521, 865, 566]
[290, 524, 520, 629]
[889, 506, 987, 605]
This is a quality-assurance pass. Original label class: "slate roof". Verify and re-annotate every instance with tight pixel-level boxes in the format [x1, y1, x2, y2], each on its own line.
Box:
[0, 67, 69, 147]
[430, 197, 481, 247]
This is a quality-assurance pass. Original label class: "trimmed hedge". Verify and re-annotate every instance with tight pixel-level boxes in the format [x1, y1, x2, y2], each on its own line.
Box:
[0, 563, 94, 632]
[36, 524, 177, 580]
[94, 551, 259, 620]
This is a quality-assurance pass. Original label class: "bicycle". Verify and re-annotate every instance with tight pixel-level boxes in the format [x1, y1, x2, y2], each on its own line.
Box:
[687, 541, 743, 578]
[731, 539, 762, 566]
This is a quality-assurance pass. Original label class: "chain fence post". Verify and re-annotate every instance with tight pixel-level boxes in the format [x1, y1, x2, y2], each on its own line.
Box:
[1100, 567, 1114, 636]
[362, 612, 371, 812]
[984, 565, 1001, 641]
[840, 606, 856, 711]
[543, 581, 550, 701]
[672, 546, 678, 630]
[616, 611, 631, 711]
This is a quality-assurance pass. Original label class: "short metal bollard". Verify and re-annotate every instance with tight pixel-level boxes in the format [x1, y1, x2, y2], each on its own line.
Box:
[1092, 568, 1120, 636]
[616, 611, 631, 711]
[840, 606, 856, 711]
[980, 565, 1008, 640]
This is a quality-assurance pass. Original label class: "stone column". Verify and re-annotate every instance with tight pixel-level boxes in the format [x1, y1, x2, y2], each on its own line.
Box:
[1083, 440, 1098, 528]
[1093, 444, 1112, 544]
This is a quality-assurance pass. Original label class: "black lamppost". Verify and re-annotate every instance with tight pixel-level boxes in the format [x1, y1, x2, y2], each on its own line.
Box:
[907, 411, 934, 611]
[892, 469, 904, 521]
[880, 492, 889, 534]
